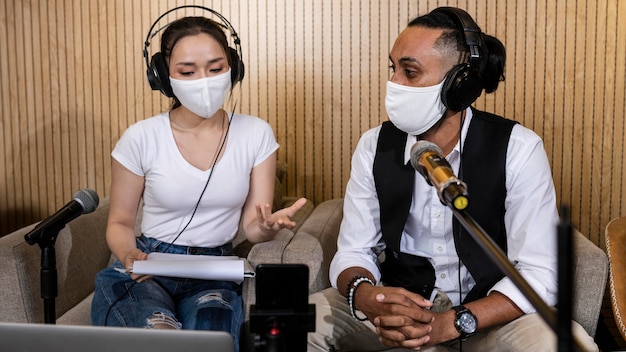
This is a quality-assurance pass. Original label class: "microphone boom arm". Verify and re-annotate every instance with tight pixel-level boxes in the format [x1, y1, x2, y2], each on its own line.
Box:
[450, 206, 585, 352]
[410, 141, 582, 350]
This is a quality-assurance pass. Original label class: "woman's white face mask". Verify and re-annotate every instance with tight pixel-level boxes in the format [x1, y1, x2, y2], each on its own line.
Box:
[170, 69, 232, 118]
[385, 80, 447, 135]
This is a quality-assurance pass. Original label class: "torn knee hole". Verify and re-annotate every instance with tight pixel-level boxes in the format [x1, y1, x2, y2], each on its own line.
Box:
[145, 312, 181, 329]
[197, 292, 226, 305]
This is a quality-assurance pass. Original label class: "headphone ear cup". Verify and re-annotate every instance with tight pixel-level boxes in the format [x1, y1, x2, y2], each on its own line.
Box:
[441, 63, 483, 112]
[148, 52, 174, 98]
[228, 47, 245, 85]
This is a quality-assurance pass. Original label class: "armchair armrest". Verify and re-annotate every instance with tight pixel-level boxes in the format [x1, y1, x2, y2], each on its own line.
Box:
[572, 228, 608, 337]
[240, 228, 323, 351]
[243, 228, 323, 310]
[296, 198, 343, 293]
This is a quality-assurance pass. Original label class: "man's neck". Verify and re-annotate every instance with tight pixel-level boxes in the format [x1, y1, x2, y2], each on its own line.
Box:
[421, 109, 465, 156]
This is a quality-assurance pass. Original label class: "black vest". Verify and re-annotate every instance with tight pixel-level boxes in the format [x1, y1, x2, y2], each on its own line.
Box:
[373, 109, 517, 302]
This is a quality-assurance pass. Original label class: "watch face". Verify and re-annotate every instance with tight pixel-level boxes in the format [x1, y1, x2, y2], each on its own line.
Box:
[458, 312, 477, 333]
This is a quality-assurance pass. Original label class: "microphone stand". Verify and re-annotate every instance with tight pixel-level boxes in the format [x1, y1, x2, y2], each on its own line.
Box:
[25, 224, 64, 324]
[449, 206, 585, 352]
[557, 206, 573, 352]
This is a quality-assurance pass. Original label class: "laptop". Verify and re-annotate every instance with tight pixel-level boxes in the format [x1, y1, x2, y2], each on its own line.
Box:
[0, 322, 235, 352]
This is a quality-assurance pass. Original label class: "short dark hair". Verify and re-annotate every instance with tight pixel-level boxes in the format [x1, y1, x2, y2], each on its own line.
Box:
[408, 10, 506, 93]
[408, 12, 467, 55]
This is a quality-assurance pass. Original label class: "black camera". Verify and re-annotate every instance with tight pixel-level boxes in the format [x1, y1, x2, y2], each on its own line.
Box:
[250, 264, 316, 352]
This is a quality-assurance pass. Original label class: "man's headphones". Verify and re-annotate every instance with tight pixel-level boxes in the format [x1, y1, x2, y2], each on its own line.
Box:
[431, 7, 484, 112]
[143, 5, 245, 98]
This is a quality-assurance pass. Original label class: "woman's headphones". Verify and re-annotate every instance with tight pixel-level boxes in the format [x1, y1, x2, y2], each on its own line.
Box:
[143, 5, 245, 98]
[431, 7, 485, 112]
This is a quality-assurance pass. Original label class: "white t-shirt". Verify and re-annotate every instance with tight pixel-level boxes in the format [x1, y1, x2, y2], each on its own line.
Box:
[112, 112, 279, 247]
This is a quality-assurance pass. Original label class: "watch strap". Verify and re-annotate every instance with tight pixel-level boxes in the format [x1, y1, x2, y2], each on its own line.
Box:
[452, 305, 477, 340]
[452, 305, 466, 314]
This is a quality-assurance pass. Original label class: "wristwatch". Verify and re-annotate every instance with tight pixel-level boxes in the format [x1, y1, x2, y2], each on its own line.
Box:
[452, 305, 478, 340]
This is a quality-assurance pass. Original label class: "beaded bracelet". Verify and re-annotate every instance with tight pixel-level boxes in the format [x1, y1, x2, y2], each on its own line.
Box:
[346, 275, 363, 296]
[347, 276, 374, 321]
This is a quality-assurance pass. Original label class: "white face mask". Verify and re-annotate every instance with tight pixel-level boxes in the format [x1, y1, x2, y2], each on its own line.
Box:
[385, 80, 447, 135]
[170, 69, 232, 118]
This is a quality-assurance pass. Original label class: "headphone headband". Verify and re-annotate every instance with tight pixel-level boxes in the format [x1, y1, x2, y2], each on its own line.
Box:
[143, 5, 241, 66]
[430, 7, 485, 111]
[143, 5, 244, 97]
[431, 7, 483, 69]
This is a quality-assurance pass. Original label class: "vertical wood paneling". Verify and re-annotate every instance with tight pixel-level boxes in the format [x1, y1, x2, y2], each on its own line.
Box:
[4, 2, 23, 221]
[1, 0, 625, 249]
[614, 0, 626, 225]
[29, 0, 43, 219]
[1, 1, 10, 226]
[330, 0, 346, 199]
[594, 1, 611, 243]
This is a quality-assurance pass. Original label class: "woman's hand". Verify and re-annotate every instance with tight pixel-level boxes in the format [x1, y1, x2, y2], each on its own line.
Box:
[123, 247, 151, 282]
[255, 197, 308, 236]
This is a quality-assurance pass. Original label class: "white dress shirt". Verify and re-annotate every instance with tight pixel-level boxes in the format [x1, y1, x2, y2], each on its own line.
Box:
[330, 108, 559, 313]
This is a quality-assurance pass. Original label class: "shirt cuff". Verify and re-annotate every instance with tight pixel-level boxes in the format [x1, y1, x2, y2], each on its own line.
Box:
[488, 274, 557, 314]
[329, 251, 381, 289]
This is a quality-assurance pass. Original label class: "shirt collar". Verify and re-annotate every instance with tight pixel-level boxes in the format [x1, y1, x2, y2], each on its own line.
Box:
[403, 108, 473, 164]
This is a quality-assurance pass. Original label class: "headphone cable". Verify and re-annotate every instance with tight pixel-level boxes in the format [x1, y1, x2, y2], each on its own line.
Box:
[162, 107, 232, 252]
[103, 281, 137, 326]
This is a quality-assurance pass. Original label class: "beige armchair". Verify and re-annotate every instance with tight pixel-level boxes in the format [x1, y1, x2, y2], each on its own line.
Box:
[0, 195, 609, 351]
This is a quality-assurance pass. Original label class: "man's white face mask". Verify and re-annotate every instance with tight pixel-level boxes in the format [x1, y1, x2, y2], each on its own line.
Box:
[170, 69, 232, 118]
[385, 79, 447, 135]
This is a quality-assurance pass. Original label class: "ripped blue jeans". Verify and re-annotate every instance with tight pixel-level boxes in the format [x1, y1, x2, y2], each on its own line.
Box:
[91, 235, 243, 351]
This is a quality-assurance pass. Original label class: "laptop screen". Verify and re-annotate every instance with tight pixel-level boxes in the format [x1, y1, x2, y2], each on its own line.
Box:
[0, 322, 235, 352]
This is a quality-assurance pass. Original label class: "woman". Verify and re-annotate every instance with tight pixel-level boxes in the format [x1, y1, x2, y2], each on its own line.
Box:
[91, 15, 306, 351]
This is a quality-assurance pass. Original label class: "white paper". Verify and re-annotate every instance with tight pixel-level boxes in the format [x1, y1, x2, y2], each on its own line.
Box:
[131, 252, 255, 284]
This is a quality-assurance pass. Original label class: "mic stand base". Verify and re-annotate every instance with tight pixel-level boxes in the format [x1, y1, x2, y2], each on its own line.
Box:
[27, 227, 61, 324]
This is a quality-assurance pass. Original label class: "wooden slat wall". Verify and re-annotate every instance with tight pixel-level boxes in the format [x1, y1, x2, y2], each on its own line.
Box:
[1, 0, 625, 247]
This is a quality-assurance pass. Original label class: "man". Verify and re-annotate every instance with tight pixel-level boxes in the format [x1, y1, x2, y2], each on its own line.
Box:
[308, 7, 598, 351]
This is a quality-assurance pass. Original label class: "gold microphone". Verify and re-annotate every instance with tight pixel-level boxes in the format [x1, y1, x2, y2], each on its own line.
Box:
[410, 140, 469, 210]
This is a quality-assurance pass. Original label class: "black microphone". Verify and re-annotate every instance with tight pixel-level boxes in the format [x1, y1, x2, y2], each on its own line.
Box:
[410, 140, 469, 210]
[24, 189, 100, 245]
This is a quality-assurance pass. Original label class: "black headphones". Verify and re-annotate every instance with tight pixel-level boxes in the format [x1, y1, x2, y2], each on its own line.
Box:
[431, 7, 484, 112]
[143, 5, 245, 98]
